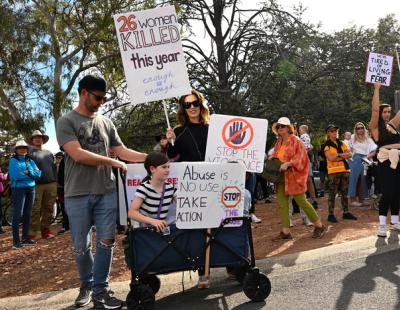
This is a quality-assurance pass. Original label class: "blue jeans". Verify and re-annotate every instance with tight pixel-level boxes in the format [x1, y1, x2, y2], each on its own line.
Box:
[11, 187, 35, 243]
[65, 191, 117, 294]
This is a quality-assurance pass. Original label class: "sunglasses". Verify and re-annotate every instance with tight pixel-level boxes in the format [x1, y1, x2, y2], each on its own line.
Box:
[182, 100, 200, 109]
[276, 124, 287, 129]
[356, 127, 365, 130]
[88, 90, 107, 102]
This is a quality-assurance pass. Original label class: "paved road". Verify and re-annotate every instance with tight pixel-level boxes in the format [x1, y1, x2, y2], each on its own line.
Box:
[1, 235, 400, 310]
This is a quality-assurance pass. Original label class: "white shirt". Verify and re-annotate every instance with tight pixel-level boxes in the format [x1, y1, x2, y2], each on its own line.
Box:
[348, 136, 377, 156]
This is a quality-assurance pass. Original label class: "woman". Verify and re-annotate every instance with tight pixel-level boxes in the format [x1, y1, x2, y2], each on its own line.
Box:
[347, 122, 377, 207]
[369, 83, 400, 237]
[324, 124, 357, 223]
[8, 140, 41, 249]
[0, 166, 7, 234]
[271, 117, 326, 239]
[166, 89, 210, 162]
[166, 90, 211, 288]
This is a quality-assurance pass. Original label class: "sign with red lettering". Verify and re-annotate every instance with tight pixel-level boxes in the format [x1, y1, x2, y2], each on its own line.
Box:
[365, 52, 393, 87]
[205, 114, 268, 173]
[113, 6, 191, 104]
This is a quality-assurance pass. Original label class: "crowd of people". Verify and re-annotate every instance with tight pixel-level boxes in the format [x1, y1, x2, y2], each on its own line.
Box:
[0, 74, 398, 309]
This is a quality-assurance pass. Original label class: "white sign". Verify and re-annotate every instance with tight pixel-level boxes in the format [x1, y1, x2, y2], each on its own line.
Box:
[365, 52, 393, 86]
[205, 114, 268, 173]
[118, 162, 245, 228]
[113, 6, 191, 104]
[175, 162, 245, 229]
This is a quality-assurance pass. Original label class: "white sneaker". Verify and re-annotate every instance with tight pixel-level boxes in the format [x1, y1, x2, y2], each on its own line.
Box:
[377, 225, 387, 237]
[251, 213, 262, 223]
[392, 223, 400, 231]
[350, 201, 363, 207]
[303, 218, 314, 226]
[198, 275, 210, 289]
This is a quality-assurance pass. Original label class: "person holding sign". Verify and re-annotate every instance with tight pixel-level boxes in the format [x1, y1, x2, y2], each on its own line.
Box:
[128, 152, 176, 231]
[369, 83, 400, 237]
[271, 117, 326, 239]
[56, 75, 147, 309]
[166, 89, 210, 162]
[166, 90, 212, 289]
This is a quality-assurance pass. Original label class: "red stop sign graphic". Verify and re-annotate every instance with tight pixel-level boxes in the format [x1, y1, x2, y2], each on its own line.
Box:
[221, 186, 242, 208]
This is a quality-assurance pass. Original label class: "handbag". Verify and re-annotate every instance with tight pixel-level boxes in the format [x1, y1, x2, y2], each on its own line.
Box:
[262, 158, 284, 183]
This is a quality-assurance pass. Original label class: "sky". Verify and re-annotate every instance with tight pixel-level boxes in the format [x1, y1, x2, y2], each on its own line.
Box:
[43, 0, 400, 153]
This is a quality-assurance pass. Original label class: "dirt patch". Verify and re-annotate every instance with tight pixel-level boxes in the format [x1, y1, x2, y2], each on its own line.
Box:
[0, 196, 379, 298]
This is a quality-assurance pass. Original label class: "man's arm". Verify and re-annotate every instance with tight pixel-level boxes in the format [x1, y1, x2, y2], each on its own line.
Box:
[111, 145, 147, 163]
[63, 140, 127, 171]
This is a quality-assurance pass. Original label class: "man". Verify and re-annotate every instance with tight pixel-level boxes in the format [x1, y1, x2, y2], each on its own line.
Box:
[28, 130, 58, 241]
[56, 75, 146, 309]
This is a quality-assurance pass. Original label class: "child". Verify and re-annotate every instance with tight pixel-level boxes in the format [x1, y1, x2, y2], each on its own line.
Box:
[128, 152, 176, 232]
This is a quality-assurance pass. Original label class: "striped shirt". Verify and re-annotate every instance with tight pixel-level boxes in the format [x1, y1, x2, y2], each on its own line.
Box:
[135, 181, 176, 220]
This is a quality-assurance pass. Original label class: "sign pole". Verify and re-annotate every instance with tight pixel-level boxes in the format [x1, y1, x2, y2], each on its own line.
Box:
[203, 228, 211, 285]
[396, 47, 400, 74]
[162, 101, 174, 146]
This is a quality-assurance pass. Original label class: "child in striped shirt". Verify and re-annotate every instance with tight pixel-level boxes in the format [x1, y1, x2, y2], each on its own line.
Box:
[128, 152, 176, 232]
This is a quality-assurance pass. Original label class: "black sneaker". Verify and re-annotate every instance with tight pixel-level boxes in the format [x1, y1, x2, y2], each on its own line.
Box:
[12, 242, 23, 249]
[312, 201, 318, 210]
[327, 214, 338, 223]
[343, 212, 357, 220]
[93, 289, 123, 309]
[21, 239, 37, 246]
[75, 285, 92, 307]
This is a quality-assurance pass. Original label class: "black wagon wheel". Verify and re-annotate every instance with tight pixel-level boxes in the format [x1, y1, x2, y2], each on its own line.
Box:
[126, 283, 155, 310]
[139, 274, 161, 294]
[242, 269, 271, 302]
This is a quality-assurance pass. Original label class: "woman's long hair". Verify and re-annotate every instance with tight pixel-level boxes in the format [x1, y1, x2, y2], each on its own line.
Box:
[176, 89, 210, 126]
[352, 122, 369, 143]
[378, 103, 392, 141]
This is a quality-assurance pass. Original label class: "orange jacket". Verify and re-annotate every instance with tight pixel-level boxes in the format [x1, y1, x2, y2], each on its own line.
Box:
[272, 134, 309, 195]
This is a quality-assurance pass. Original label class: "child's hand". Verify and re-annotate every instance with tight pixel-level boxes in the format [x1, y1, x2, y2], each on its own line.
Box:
[150, 219, 168, 232]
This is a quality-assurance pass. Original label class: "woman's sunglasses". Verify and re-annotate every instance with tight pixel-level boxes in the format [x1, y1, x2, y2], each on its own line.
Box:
[182, 100, 200, 109]
[276, 124, 287, 129]
[356, 127, 365, 130]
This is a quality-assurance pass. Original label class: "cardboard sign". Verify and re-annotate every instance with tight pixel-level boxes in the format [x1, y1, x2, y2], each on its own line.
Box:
[174, 162, 245, 229]
[113, 6, 191, 104]
[205, 114, 268, 173]
[118, 162, 245, 228]
[365, 52, 393, 86]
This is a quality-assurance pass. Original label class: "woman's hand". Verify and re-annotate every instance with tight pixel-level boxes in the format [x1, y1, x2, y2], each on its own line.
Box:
[166, 128, 176, 143]
[150, 219, 168, 232]
[280, 162, 292, 171]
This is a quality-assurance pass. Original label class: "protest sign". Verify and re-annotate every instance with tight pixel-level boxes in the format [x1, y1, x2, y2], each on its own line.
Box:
[113, 6, 191, 104]
[118, 162, 245, 228]
[175, 162, 246, 229]
[365, 52, 393, 86]
[205, 114, 268, 173]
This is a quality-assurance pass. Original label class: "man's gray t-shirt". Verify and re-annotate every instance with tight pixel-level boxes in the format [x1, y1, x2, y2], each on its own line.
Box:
[56, 110, 123, 197]
[29, 148, 57, 184]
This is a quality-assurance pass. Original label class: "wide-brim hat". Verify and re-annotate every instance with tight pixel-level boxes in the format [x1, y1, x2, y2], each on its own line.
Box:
[272, 117, 295, 135]
[14, 140, 29, 151]
[30, 130, 49, 144]
[325, 124, 339, 133]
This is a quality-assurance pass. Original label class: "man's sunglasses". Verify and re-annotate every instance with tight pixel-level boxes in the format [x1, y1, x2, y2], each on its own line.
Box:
[182, 100, 200, 109]
[276, 124, 287, 129]
[88, 90, 107, 102]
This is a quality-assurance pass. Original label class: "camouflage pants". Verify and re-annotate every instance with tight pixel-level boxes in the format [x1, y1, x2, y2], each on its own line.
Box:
[327, 172, 349, 214]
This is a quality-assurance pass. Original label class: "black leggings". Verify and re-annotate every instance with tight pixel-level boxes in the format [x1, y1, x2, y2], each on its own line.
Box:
[378, 160, 400, 216]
